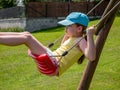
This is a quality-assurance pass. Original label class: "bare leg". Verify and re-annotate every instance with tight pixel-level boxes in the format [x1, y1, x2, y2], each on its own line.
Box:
[0, 32, 47, 55]
[0, 31, 29, 35]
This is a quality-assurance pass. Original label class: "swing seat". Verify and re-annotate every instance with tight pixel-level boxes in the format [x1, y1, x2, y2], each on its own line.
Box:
[35, 54, 58, 75]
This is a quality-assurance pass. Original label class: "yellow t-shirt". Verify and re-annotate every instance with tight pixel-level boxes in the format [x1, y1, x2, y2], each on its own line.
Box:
[53, 37, 83, 76]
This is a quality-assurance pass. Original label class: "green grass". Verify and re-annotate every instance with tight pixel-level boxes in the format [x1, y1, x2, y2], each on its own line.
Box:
[0, 28, 24, 32]
[0, 16, 120, 90]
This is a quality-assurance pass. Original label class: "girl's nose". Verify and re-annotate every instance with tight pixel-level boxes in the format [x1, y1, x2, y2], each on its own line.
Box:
[65, 27, 69, 33]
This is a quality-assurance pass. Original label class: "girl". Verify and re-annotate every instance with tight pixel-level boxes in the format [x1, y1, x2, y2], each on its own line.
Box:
[0, 12, 96, 76]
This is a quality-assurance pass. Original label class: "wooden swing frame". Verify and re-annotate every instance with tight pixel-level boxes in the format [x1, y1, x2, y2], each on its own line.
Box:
[77, 0, 120, 90]
[47, 0, 120, 89]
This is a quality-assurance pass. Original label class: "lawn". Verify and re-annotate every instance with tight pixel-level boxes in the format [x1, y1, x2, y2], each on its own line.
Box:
[0, 16, 120, 90]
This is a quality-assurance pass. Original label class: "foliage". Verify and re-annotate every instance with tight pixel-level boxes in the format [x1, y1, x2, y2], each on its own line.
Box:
[0, 0, 16, 9]
[0, 28, 24, 32]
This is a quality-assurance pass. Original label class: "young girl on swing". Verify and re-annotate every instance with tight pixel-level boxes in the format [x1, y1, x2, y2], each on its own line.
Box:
[0, 12, 96, 76]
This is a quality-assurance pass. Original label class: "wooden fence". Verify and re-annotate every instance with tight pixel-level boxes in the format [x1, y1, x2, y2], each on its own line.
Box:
[26, 1, 109, 18]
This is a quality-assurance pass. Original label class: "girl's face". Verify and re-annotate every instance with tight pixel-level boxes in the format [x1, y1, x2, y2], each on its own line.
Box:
[65, 24, 83, 37]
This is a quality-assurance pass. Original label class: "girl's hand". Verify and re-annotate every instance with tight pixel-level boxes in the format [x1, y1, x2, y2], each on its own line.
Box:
[86, 26, 95, 36]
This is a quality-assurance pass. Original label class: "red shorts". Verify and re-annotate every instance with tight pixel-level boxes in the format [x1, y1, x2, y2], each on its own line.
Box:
[28, 50, 59, 76]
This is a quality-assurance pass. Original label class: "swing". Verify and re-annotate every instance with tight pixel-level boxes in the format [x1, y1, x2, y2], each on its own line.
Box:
[33, 36, 86, 76]
[35, 54, 57, 75]
[28, 50, 58, 76]
[33, 0, 116, 76]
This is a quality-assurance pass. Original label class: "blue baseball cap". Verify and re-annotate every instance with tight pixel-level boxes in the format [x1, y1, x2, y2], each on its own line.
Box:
[58, 12, 89, 27]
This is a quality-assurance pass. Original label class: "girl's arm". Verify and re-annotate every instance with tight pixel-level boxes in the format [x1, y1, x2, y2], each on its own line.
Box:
[79, 26, 96, 61]
[61, 34, 69, 44]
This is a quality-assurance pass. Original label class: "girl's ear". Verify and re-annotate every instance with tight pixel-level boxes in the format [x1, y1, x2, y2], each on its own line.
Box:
[77, 26, 83, 32]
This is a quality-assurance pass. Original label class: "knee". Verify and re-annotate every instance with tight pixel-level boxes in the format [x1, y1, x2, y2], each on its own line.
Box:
[23, 32, 33, 40]
[23, 31, 31, 35]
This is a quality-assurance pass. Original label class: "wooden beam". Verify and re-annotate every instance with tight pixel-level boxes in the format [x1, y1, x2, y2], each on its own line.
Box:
[95, 0, 120, 35]
[77, 0, 120, 90]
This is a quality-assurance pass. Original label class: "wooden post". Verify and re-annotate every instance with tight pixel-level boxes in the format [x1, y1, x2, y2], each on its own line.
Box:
[77, 0, 120, 90]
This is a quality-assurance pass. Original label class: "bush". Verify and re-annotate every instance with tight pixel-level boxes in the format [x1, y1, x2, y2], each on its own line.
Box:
[0, 28, 24, 32]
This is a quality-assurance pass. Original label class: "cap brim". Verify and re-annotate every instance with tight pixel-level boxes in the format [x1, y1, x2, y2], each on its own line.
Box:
[58, 19, 75, 26]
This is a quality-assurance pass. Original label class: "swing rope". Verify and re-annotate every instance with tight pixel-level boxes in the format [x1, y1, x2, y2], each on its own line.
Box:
[33, 0, 120, 76]
[87, 0, 105, 15]
[47, 0, 120, 62]
[47, 0, 105, 48]
[48, 0, 107, 57]
[47, 34, 65, 48]
[95, 0, 120, 35]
